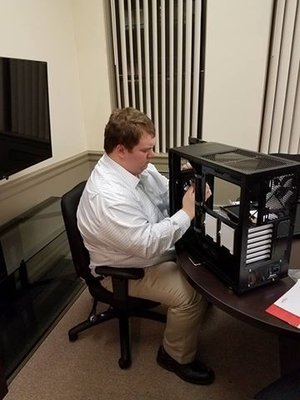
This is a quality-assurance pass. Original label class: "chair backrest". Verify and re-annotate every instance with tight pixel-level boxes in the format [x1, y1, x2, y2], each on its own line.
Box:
[61, 181, 91, 281]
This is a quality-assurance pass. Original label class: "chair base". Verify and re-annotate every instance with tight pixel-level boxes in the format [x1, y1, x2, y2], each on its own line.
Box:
[68, 306, 116, 342]
[68, 300, 166, 369]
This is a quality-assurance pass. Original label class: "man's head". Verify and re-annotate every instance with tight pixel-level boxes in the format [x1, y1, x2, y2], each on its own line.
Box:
[104, 107, 156, 175]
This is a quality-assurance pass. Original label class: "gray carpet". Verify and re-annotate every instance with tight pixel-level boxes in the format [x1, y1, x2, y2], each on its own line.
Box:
[5, 288, 280, 400]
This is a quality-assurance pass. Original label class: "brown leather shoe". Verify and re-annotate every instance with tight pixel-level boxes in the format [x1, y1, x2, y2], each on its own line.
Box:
[156, 346, 215, 385]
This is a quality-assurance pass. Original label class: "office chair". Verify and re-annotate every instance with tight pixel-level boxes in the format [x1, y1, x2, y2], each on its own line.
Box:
[61, 181, 166, 369]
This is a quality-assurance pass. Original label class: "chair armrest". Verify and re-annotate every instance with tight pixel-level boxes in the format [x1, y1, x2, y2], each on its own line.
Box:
[95, 266, 144, 280]
[95, 266, 145, 306]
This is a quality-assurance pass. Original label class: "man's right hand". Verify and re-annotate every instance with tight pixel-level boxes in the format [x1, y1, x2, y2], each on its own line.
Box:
[182, 185, 195, 220]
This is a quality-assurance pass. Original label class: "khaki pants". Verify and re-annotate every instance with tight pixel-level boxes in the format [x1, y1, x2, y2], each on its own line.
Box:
[101, 260, 207, 364]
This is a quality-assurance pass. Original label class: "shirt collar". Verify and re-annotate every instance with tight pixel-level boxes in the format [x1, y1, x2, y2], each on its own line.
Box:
[138, 169, 150, 187]
[101, 153, 141, 189]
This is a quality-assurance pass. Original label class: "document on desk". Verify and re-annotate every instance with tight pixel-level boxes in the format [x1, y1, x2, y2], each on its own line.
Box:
[266, 279, 300, 329]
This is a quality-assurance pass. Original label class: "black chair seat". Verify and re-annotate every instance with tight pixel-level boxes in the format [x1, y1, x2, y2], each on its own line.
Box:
[87, 274, 162, 312]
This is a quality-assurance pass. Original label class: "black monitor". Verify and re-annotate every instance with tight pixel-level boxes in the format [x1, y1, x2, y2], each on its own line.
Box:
[0, 56, 52, 180]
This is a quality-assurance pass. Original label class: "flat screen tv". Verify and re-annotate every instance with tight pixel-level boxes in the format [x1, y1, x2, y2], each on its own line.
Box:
[0, 56, 52, 180]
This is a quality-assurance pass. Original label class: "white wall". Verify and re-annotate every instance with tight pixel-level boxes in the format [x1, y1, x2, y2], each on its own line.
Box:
[203, 0, 273, 150]
[0, 0, 87, 182]
[0, 0, 114, 184]
[0, 0, 114, 222]
[72, 0, 114, 150]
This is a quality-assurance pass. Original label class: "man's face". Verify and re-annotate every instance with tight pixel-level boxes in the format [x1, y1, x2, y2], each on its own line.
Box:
[121, 131, 156, 175]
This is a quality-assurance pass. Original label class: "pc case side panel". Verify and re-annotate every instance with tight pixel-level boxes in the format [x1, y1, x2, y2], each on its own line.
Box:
[237, 171, 299, 293]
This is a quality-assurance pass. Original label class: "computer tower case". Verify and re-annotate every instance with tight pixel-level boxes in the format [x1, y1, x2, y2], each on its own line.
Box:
[169, 142, 300, 294]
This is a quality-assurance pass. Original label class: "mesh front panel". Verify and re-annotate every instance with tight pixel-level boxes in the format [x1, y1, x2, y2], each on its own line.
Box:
[266, 174, 296, 215]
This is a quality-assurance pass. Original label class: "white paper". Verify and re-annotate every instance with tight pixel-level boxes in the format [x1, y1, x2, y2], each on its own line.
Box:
[220, 222, 235, 255]
[274, 279, 300, 317]
[205, 214, 217, 242]
[288, 269, 300, 282]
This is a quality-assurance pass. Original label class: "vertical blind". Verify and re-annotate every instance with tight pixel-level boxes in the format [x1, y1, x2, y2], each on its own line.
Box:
[260, 0, 300, 154]
[110, 0, 205, 153]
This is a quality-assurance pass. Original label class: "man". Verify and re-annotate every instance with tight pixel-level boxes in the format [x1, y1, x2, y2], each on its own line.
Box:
[77, 107, 214, 385]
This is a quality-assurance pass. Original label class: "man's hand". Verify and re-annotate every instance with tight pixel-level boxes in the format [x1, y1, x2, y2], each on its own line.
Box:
[182, 185, 195, 220]
[205, 183, 212, 201]
[182, 182, 212, 220]
[181, 161, 193, 170]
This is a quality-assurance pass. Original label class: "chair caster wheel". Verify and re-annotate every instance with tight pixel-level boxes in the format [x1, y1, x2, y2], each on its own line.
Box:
[89, 314, 97, 323]
[69, 332, 78, 342]
[118, 357, 131, 369]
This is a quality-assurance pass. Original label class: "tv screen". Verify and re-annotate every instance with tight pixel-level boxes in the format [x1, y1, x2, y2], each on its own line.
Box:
[0, 56, 52, 180]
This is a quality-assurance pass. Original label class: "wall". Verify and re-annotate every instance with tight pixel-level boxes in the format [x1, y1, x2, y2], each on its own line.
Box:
[0, 0, 86, 172]
[0, 153, 92, 225]
[72, 0, 115, 150]
[71, 0, 274, 153]
[0, 0, 113, 224]
[203, 0, 273, 150]
[0, 0, 274, 225]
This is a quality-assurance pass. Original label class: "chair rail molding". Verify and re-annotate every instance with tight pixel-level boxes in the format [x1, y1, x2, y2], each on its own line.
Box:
[0, 150, 169, 222]
[0, 152, 90, 203]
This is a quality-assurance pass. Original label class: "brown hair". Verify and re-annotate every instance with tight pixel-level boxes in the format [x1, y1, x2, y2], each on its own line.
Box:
[104, 107, 155, 154]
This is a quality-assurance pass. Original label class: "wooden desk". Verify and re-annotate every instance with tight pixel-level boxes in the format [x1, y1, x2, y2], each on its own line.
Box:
[177, 249, 300, 376]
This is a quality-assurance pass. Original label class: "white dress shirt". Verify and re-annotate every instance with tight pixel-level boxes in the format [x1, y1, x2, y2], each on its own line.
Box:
[77, 153, 191, 276]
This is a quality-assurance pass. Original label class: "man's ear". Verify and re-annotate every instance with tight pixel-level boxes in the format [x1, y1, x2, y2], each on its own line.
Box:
[115, 144, 126, 158]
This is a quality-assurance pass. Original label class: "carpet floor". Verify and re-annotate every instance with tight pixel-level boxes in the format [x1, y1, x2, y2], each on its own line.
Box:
[5, 287, 280, 400]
